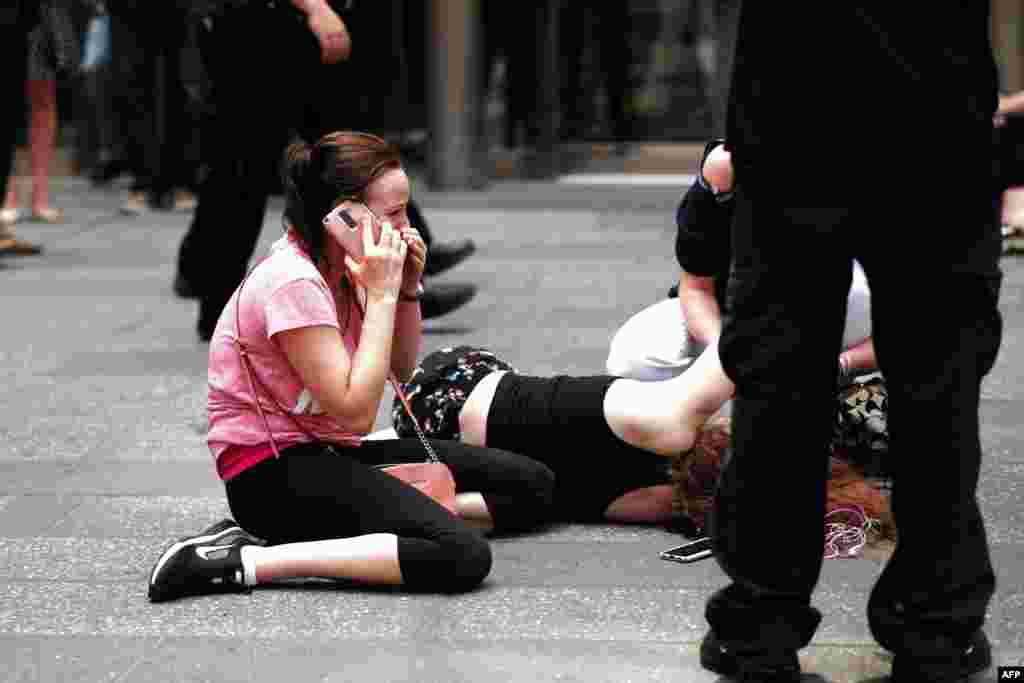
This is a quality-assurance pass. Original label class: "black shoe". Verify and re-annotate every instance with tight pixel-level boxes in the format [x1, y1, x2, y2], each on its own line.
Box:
[197, 313, 217, 342]
[424, 239, 476, 277]
[197, 293, 230, 342]
[700, 631, 801, 683]
[89, 158, 128, 186]
[148, 518, 263, 603]
[890, 630, 992, 682]
[173, 271, 201, 299]
[420, 282, 477, 320]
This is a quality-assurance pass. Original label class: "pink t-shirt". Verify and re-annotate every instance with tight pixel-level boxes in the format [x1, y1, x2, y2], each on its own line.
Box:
[207, 236, 364, 480]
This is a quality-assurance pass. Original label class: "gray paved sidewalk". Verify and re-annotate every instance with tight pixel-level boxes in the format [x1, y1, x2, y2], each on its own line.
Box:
[1, 176, 1021, 682]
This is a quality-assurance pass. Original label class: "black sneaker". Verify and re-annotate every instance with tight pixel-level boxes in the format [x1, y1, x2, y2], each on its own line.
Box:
[890, 630, 992, 682]
[700, 631, 801, 683]
[420, 282, 477, 320]
[424, 239, 476, 277]
[89, 158, 129, 186]
[197, 292, 230, 342]
[148, 519, 262, 603]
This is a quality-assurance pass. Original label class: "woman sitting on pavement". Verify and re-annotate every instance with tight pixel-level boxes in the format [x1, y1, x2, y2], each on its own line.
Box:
[148, 131, 555, 603]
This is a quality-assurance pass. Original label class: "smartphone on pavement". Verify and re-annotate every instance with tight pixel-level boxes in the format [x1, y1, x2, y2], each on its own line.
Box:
[660, 537, 713, 564]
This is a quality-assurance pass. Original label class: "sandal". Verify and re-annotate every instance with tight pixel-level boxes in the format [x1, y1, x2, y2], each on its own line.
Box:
[1003, 224, 1024, 255]
[0, 228, 43, 256]
[29, 207, 64, 223]
[0, 207, 20, 226]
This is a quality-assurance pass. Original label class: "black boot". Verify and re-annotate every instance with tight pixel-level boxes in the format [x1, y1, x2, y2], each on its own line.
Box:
[424, 239, 477, 277]
[699, 631, 801, 683]
[420, 282, 477, 320]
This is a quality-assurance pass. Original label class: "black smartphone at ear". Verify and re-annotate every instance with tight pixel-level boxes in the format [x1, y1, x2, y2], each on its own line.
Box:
[337, 208, 358, 228]
[323, 204, 365, 259]
[660, 536, 713, 564]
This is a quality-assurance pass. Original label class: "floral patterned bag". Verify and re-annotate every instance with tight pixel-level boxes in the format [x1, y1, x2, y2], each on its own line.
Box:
[833, 376, 889, 459]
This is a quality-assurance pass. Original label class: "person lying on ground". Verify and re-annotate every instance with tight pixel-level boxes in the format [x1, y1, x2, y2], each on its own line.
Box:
[392, 345, 895, 541]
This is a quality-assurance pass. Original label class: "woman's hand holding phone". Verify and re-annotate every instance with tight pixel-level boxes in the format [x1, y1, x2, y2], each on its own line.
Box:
[343, 214, 407, 302]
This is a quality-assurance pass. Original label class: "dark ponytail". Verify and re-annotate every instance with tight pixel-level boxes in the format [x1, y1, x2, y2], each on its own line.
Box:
[281, 140, 329, 265]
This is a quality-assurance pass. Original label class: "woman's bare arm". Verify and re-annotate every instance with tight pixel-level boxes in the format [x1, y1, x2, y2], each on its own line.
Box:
[276, 291, 398, 435]
[678, 271, 722, 346]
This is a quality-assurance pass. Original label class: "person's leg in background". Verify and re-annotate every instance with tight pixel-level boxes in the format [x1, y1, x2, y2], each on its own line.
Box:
[862, 190, 1001, 679]
[109, 7, 156, 215]
[19, 77, 60, 221]
[179, 17, 209, 198]
[3, 13, 62, 225]
[705, 195, 854, 675]
[176, 8, 314, 340]
[85, 10, 128, 187]
[559, 0, 589, 141]
[86, 69, 129, 186]
[592, 1, 633, 146]
[1, 18, 27, 251]
[146, 7, 194, 213]
[0, 12, 43, 256]
[507, 6, 543, 149]
[0, 38, 21, 207]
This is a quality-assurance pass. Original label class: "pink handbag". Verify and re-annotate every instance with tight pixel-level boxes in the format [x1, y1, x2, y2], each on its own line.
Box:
[369, 384, 456, 513]
[233, 266, 457, 514]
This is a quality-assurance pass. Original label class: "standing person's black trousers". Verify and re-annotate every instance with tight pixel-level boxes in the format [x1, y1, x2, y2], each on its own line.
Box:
[176, 7, 323, 337]
[708, 176, 1003, 659]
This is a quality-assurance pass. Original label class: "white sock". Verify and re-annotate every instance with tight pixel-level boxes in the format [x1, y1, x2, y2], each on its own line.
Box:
[239, 545, 260, 586]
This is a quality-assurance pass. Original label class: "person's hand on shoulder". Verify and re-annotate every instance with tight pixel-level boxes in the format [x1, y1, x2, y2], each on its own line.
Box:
[305, 1, 351, 64]
[701, 145, 734, 195]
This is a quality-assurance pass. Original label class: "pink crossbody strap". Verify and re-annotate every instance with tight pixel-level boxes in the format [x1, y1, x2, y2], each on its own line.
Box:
[233, 264, 306, 459]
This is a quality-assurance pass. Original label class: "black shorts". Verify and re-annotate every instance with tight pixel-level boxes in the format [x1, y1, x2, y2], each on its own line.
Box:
[394, 346, 671, 522]
[487, 373, 672, 521]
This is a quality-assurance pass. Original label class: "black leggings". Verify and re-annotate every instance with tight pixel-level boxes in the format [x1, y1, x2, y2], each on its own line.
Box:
[224, 438, 554, 593]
